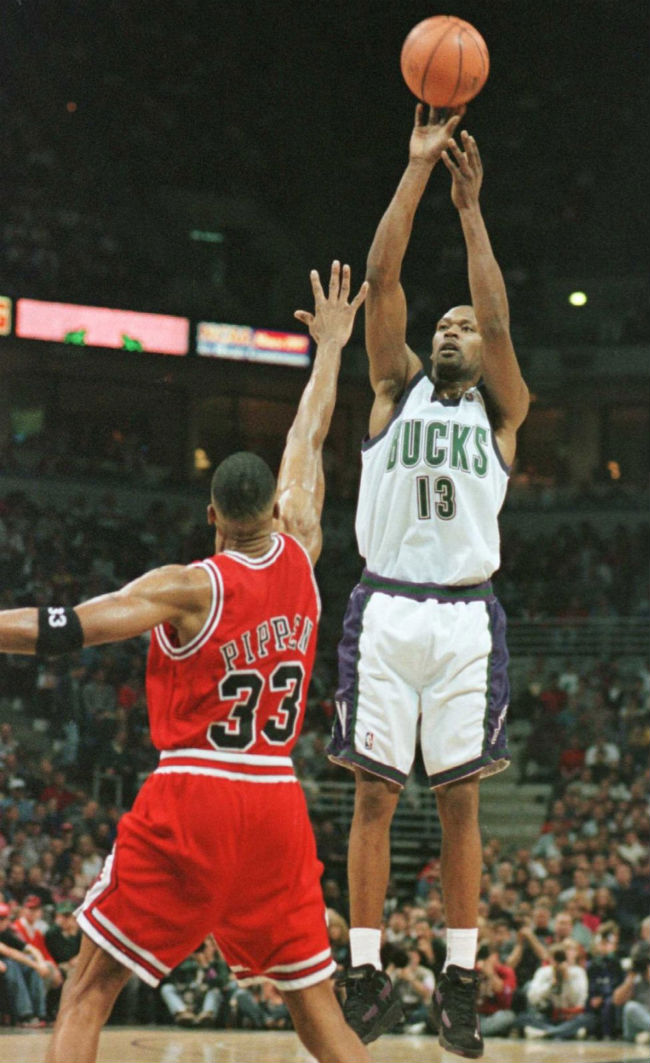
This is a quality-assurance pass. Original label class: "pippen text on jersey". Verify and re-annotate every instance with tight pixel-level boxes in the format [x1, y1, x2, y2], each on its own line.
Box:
[220, 614, 315, 673]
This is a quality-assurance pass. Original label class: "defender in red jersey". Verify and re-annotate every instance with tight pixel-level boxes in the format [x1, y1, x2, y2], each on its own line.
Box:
[0, 263, 369, 1063]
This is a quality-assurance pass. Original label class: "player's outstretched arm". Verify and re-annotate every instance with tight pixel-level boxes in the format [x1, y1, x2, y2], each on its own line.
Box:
[366, 105, 463, 435]
[442, 130, 529, 461]
[275, 261, 368, 566]
[0, 564, 211, 655]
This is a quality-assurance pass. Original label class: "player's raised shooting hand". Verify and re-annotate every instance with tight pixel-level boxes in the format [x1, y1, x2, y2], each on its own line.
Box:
[409, 103, 465, 165]
[442, 129, 483, 210]
[294, 261, 368, 348]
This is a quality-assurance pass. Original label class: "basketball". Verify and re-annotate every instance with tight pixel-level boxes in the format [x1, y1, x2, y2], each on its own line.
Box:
[400, 15, 489, 108]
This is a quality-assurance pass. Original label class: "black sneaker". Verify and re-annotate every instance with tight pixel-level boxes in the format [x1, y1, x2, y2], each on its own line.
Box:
[430, 964, 484, 1059]
[337, 963, 404, 1044]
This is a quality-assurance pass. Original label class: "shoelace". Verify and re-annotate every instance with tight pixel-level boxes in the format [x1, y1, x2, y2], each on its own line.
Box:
[444, 976, 478, 1027]
[336, 966, 376, 992]
[336, 973, 366, 994]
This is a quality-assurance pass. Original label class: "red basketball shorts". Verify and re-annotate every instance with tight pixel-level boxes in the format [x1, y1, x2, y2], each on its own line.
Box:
[77, 769, 335, 989]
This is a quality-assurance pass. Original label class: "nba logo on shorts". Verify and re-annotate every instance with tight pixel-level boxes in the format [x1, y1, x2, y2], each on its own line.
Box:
[364, 732, 374, 750]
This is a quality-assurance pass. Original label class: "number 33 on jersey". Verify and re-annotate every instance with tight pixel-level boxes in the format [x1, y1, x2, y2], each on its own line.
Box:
[146, 533, 319, 763]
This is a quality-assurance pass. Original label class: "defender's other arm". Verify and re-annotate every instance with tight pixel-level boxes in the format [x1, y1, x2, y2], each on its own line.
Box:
[275, 261, 367, 565]
[0, 565, 211, 654]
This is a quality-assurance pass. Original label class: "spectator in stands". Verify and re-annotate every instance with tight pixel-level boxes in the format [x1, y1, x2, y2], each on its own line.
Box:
[414, 856, 441, 902]
[96, 726, 137, 804]
[385, 910, 409, 947]
[80, 667, 117, 756]
[551, 907, 591, 952]
[585, 737, 621, 783]
[38, 770, 77, 813]
[5, 865, 29, 906]
[590, 854, 617, 890]
[7, 778, 34, 824]
[37, 850, 57, 890]
[0, 724, 18, 766]
[591, 885, 617, 926]
[558, 867, 594, 907]
[129, 731, 158, 781]
[44, 901, 81, 980]
[0, 901, 48, 1026]
[474, 940, 516, 1037]
[618, 829, 646, 869]
[11, 895, 62, 994]
[50, 872, 83, 909]
[256, 981, 292, 1030]
[409, 916, 444, 979]
[76, 834, 102, 885]
[505, 910, 550, 995]
[23, 818, 51, 867]
[581, 922, 624, 1040]
[490, 919, 516, 963]
[520, 940, 588, 1039]
[612, 862, 646, 948]
[160, 949, 221, 1027]
[381, 944, 433, 1035]
[24, 864, 53, 909]
[612, 941, 650, 1045]
[51, 823, 75, 878]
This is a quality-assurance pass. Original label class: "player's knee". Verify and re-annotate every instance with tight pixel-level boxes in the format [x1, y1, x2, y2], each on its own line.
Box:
[436, 774, 479, 824]
[354, 773, 400, 824]
[62, 954, 131, 1016]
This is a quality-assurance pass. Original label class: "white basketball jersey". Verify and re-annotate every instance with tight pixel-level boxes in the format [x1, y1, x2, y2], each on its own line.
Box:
[356, 372, 509, 585]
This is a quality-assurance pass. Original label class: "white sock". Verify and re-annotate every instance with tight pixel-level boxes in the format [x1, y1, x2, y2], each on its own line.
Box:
[349, 927, 382, 971]
[444, 928, 478, 972]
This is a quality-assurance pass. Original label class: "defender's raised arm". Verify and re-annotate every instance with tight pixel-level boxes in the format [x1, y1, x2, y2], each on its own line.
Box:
[275, 261, 367, 564]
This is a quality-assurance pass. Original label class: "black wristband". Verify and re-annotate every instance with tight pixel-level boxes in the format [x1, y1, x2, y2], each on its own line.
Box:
[36, 606, 84, 657]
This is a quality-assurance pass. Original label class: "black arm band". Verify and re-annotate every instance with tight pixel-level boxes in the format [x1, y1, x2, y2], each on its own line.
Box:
[36, 607, 84, 657]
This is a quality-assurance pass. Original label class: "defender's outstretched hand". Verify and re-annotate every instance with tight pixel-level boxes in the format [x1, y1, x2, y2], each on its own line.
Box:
[442, 129, 483, 210]
[409, 103, 465, 165]
[294, 261, 368, 346]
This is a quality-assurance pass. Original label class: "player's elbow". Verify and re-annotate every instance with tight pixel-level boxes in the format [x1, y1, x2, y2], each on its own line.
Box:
[365, 260, 398, 291]
[286, 519, 322, 566]
[371, 374, 406, 405]
[514, 380, 531, 427]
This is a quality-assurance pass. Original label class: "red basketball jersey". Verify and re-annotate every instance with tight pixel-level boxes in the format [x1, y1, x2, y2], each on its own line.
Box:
[146, 533, 320, 762]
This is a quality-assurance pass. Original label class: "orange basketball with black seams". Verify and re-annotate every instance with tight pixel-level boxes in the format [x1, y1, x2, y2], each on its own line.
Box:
[400, 15, 489, 108]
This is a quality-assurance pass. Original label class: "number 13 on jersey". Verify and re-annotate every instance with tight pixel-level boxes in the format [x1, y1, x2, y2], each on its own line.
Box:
[416, 475, 456, 520]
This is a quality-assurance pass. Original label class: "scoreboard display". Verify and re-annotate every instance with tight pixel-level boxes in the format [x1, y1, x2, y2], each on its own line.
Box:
[15, 299, 190, 356]
[196, 321, 310, 368]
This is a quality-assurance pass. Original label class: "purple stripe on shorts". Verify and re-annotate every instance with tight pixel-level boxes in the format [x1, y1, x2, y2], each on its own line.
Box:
[326, 583, 370, 760]
[483, 597, 510, 760]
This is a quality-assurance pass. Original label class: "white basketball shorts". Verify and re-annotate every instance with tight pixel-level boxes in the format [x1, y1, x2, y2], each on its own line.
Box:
[327, 570, 510, 788]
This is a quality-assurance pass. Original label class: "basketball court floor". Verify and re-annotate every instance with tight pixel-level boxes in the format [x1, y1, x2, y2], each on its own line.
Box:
[0, 1028, 648, 1063]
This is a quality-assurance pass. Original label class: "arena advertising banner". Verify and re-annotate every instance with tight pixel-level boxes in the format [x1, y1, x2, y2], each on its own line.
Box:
[15, 299, 190, 356]
[0, 297, 11, 336]
[196, 321, 310, 367]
